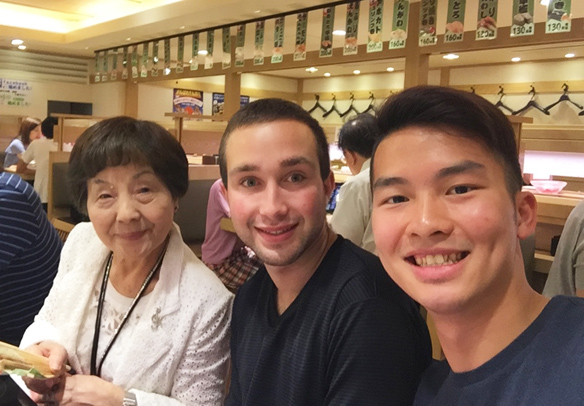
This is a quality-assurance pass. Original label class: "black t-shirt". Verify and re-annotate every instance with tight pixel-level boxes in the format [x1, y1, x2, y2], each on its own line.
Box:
[226, 236, 432, 406]
[415, 296, 584, 406]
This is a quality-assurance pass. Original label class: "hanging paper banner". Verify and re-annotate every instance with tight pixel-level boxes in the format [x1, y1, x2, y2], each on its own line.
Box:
[205, 30, 215, 69]
[294, 12, 308, 61]
[419, 0, 437, 46]
[546, 0, 571, 33]
[152, 41, 159, 76]
[344, 2, 360, 56]
[389, 0, 408, 49]
[173, 88, 203, 115]
[122, 47, 129, 79]
[272, 17, 285, 63]
[477, 0, 498, 40]
[101, 50, 108, 82]
[445, 0, 466, 42]
[191, 33, 199, 71]
[111, 48, 118, 81]
[163, 39, 171, 75]
[254, 21, 265, 65]
[177, 36, 185, 73]
[511, 0, 534, 37]
[235, 25, 246, 67]
[94, 53, 101, 83]
[367, 0, 383, 53]
[222, 27, 232, 69]
[141, 42, 149, 78]
[131, 45, 139, 78]
[320, 7, 335, 57]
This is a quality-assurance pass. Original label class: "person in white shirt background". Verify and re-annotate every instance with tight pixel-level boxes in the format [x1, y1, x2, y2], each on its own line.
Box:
[330, 113, 381, 254]
[17, 116, 59, 212]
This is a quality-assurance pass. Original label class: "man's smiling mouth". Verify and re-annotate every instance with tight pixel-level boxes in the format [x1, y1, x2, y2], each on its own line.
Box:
[407, 252, 469, 267]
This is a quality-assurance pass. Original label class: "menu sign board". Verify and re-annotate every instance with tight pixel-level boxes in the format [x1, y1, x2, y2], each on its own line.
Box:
[132, 45, 139, 78]
[389, 0, 408, 50]
[344, 2, 360, 56]
[476, 0, 498, 40]
[94, 53, 101, 83]
[367, 0, 383, 53]
[272, 17, 285, 63]
[163, 39, 170, 74]
[141, 42, 149, 78]
[111, 48, 118, 81]
[235, 25, 246, 67]
[419, 0, 437, 46]
[205, 30, 214, 69]
[320, 7, 335, 57]
[173, 88, 203, 115]
[445, 0, 466, 43]
[254, 21, 265, 65]
[177, 36, 185, 73]
[511, 0, 534, 37]
[546, 0, 571, 33]
[222, 27, 231, 69]
[102, 50, 108, 82]
[191, 33, 199, 71]
[122, 46, 129, 79]
[152, 41, 159, 76]
[294, 12, 308, 61]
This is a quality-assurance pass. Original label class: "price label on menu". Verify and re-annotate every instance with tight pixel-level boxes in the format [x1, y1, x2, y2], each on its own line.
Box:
[546, 20, 569, 33]
[445, 33, 463, 42]
[389, 39, 405, 48]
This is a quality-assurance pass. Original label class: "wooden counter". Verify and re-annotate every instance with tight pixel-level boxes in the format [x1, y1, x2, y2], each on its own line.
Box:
[3, 165, 34, 182]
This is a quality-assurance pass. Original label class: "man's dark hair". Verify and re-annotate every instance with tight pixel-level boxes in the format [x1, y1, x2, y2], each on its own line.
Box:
[68, 116, 188, 215]
[219, 98, 330, 187]
[41, 117, 59, 140]
[337, 113, 381, 158]
[372, 85, 523, 198]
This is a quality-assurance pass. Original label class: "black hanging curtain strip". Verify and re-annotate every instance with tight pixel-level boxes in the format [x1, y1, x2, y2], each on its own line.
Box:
[95, 0, 358, 54]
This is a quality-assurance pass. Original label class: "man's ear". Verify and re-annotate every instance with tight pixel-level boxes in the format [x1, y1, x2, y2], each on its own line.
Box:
[220, 180, 228, 203]
[344, 150, 357, 167]
[324, 170, 335, 197]
[516, 191, 538, 240]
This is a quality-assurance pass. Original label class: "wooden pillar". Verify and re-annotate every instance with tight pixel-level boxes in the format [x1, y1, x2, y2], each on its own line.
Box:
[125, 80, 139, 118]
[403, 2, 429, 89]
[297, 78, 305, 105]
[224, 71, 241, 119]
[440, 67, 451, 87]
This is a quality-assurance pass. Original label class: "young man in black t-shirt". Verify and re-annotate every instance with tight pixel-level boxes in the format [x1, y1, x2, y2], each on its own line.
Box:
[219, 98, 432, 405]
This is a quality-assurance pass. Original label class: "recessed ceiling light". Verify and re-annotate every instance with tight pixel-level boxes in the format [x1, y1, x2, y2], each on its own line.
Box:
[540, 0, 549, 5]
[11, 39, 24, 46]
[443, 53, 459, 60]
[18, 45, 26, 50]
[254, 10, 261, 13]
[332, 30, 346, 36]
[353, 70, 360, 75]
[565, 53, 575, 58]
[305, 67, 318, 73]
[511, 57, 521, 62]
[198, 50, 208, 55]
[179, 26, 185, 29]
[324, 72, 331, 77]
[386, 67, 395, 72]
[126, 37, 132, 41]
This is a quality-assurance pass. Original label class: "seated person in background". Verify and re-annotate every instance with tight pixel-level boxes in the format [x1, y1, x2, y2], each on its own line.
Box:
[330, 113, 381, 254]
[220, 98, 432, 405]
[17, 116, 59, 212]
[3, 117, 41, 168]
[543, 199, 584, 297]
[202, 178, 261, 292]
[21, 116, 232, 406]
[370, 85, 584, 405]
[0, 168, 62, 345]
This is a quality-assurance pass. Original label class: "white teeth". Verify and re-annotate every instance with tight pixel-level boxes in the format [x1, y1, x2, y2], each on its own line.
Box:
[414, 253, 464, 267]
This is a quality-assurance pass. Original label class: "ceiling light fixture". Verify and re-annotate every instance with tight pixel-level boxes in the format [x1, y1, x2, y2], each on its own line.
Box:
[11, 39, 24, 46]
[324, 72, 331, 77]
[511, 57, 521, 62]
[180, 26, 185, 29]
[443, 53, 459, 60]
[198, 50, 208, 55]
[386, 67, 395, 72]
[306, 67, 318, 73]
[18, 45, 26, 50]
[353, 70, 360, 75]
[332, 30, 346, 36]
[540, 0, 549, 5]
[126, 37, 132, 41]
[254, 10, 261, 13]
[565, 53, 575, 58]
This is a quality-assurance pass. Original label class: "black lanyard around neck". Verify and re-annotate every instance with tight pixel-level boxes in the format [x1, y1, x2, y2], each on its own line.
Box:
[90, 238, 169, 376]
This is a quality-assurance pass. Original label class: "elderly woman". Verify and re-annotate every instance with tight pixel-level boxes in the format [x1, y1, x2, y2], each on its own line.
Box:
[3, 117, 41, 168]
[21, 116, 233, 405]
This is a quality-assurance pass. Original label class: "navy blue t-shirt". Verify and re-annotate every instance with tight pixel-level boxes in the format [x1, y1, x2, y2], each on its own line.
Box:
[415, 296, 584, 406]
